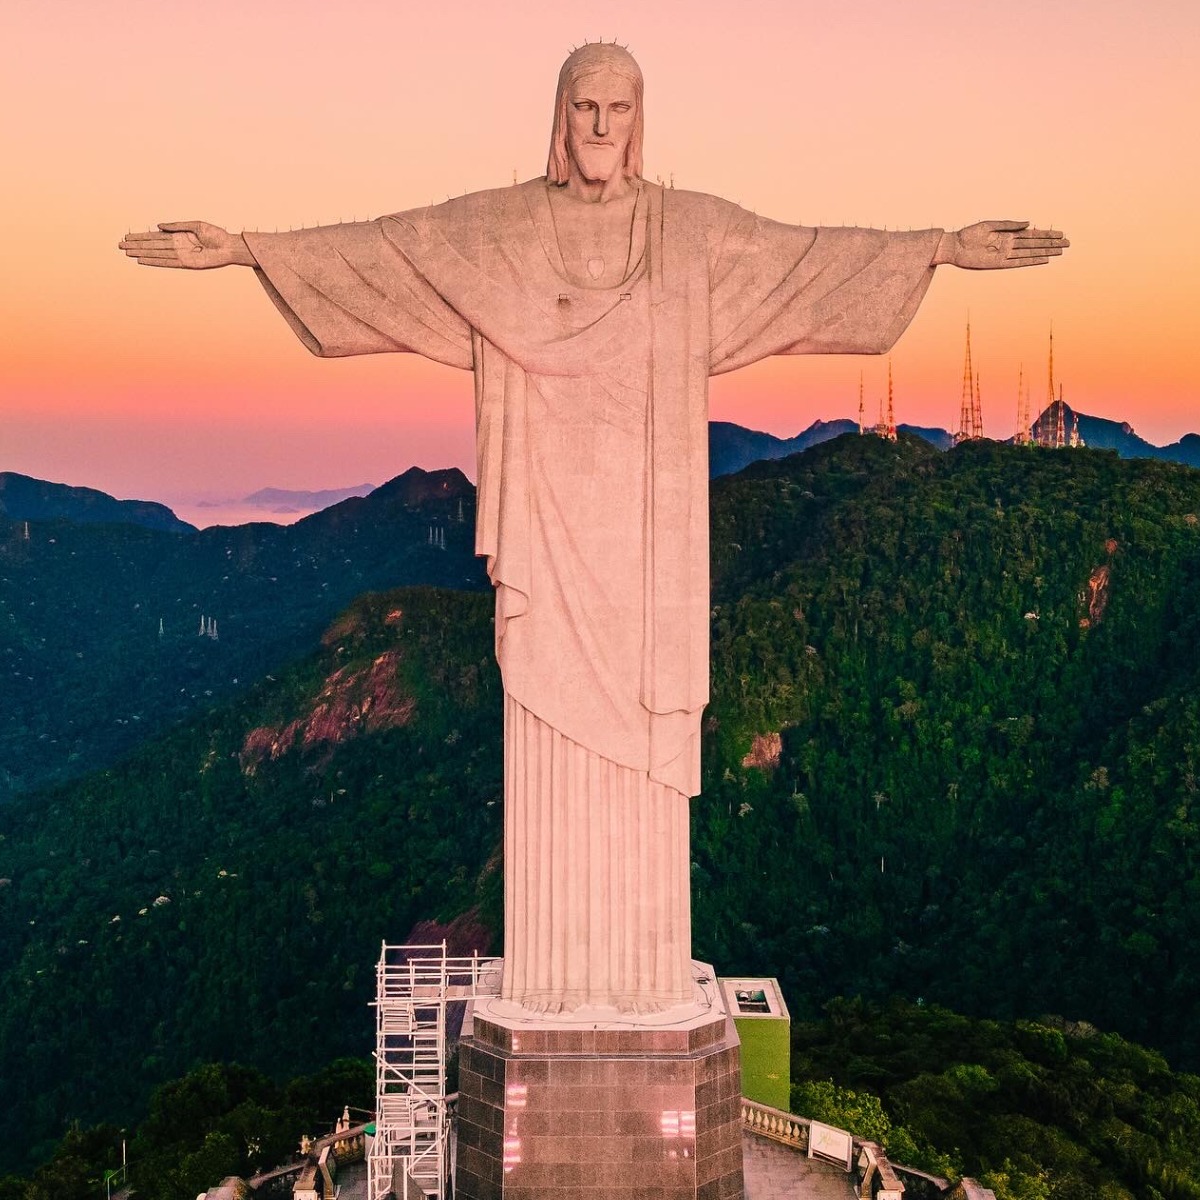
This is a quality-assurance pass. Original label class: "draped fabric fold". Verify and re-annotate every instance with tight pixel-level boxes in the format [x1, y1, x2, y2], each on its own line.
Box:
[247, 183, 939, 800]
[246, 182, 941, 1008]
[502, 695, 692, 1011]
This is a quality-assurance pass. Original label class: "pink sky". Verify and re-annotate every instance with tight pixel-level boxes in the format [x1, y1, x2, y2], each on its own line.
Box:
[3, 0, 1198, 514]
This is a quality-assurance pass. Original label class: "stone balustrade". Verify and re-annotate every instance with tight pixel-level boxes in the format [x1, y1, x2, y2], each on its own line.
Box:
[740, 1098, 916, 1198]
[739, 1097, 810, 1151]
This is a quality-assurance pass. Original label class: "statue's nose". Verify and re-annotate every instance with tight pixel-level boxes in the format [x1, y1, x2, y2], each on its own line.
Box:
[594, 109, 609, 137]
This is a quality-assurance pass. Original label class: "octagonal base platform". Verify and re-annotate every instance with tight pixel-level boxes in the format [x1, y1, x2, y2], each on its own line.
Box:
[455, 981, 743, 1200]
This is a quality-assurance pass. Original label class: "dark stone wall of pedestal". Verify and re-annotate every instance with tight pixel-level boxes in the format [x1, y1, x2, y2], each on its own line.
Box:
[455, 1016, 743, 1200]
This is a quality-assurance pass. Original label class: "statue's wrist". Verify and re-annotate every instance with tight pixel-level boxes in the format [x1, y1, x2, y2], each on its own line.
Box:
[933, 230, 959, 267]
[228, 234, 258, 268]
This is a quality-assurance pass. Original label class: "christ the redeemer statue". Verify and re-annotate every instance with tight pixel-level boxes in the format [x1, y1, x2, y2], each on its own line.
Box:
[121, 43, 1067, 1016]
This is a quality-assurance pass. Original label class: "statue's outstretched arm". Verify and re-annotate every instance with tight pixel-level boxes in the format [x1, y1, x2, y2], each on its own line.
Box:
[119, 221, 257, 269]
[933, 220, 1069, 269]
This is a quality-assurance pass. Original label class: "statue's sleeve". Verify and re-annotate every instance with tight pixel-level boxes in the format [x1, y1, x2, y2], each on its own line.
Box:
[706, 205, 942, 375]
[243, 219, 473, 370]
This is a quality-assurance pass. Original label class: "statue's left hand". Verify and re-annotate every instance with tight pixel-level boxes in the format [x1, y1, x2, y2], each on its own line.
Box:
[936, 221, 1069, 269]
[118, 221, 256, 269]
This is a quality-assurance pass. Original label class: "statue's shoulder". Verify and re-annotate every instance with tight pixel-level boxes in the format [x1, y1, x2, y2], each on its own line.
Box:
[652, 184, 743, 226]
[384, 183, 533, 228]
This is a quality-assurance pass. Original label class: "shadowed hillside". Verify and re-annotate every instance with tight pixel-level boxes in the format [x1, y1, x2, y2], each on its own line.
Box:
[0, 467, 487, 801]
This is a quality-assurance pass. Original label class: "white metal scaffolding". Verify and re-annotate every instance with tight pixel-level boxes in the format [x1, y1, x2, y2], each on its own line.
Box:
[369, 943, 500, 1200]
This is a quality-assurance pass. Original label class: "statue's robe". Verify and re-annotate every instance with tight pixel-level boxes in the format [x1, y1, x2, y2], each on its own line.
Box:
[245, 181, 939, 1011]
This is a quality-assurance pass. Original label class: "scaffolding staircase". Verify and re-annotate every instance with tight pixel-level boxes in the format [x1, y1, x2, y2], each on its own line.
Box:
[368, 943, 500, 1200]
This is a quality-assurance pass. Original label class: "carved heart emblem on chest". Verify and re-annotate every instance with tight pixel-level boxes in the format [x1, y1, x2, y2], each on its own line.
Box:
[587, 257, 604, 280]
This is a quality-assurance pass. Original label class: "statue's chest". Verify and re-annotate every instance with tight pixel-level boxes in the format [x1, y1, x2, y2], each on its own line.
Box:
[545, 195, 641, 289]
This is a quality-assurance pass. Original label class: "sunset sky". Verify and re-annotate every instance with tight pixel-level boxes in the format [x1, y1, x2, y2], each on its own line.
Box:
[3, 0, 1197, 521]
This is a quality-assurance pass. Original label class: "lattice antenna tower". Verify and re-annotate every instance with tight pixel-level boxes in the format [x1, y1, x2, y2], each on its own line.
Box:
[1047, 323, 1056, 409]
[1039, 322, 1056, 445]
[973, 372, 983, 440]
[858, 372, 865, 435]
[885, 359, 897, 441]
[1055, 383, 1066, 448]
[1014, 364, 1029, 444]
[956, 318, 976, 442]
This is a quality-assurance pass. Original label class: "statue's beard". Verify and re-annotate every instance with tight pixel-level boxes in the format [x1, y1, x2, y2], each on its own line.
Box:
[573, 142, 623, 182]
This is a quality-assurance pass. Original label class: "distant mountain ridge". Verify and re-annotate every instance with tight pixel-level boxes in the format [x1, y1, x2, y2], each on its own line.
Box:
[1044, 405, 1200, 467]
[0, 472, 194, 533]
[709, 419, 954, 477]
[237, 482, 376, 511]
[712, 409, 1199, 478]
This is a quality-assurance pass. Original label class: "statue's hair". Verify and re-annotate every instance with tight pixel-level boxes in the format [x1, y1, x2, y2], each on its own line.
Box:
[547, 43, 644, 185]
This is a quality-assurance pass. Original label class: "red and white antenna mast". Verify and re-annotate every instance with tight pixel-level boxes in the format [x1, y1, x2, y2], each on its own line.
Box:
[886, 359, 897, 441]
[955, 317, 976, 442]
[1015, 364, 1029, 444]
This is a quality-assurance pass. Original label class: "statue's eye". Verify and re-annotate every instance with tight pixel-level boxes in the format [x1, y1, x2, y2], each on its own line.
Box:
[612, 104, 631, 113]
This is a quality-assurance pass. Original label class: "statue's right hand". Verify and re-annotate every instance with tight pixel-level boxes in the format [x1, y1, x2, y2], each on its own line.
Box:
[119, 221, 241, 269]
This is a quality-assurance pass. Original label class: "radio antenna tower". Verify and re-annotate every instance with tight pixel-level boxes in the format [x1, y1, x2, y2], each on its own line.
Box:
[1037, 322, 1056, 445]
[1014, 364, 1030, 444]
[1047, 323, 1056, 409]
[1054, 383, 1066, 448]
[858, 372, 865, 435]
[955, 318, 978, 442]
[885, 359, 897, 441]
[974, 372, 983, 440]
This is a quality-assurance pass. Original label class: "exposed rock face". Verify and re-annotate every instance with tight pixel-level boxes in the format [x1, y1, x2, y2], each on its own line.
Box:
[404, 909, 495, 960]
[239, 650, 413, 774]
[742, 731, 783, 770]
[1080, 540, 1117, 628]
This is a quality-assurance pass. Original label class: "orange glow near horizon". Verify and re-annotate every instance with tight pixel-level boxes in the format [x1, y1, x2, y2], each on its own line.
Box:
[3, 0, 1198, 504]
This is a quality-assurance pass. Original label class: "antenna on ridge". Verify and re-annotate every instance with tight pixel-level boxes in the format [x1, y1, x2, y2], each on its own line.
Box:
[954, 316, 977, 443]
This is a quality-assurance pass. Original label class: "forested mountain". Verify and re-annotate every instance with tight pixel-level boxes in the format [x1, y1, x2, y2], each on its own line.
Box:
[0, 472, 194, 533]
[696, 435, 1200, 1065]
[3, 435, 1200, 1185]
[0, 588, 502, 1169]
[709, 418, 954, 476]
[711, 408, 1200, 479]
[0, 467, 486, 801]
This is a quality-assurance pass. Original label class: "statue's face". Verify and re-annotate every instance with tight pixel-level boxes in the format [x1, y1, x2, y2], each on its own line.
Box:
[564, 67, 638, 184]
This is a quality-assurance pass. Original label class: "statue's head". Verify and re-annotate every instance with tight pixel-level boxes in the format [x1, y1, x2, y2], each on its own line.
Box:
[547, 43, 644, 189]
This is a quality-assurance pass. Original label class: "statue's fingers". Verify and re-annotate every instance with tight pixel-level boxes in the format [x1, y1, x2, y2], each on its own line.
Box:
[1013, 236, 1067, 248]
[120, 236, 177, 251]
[158, 221, 205, 232]
[136, 256, 185, 267]
[1021, 228, 1064, 240]
[987, 219, 1030, 232]
[1008, 245, 1064, 257]
[120, 232, 174, 246]
[133, 249, 183, 260]
[1007, 256, 1049, 267]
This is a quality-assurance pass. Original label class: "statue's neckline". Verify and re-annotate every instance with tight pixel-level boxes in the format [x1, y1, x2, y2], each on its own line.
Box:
[528, 180, 649, 292]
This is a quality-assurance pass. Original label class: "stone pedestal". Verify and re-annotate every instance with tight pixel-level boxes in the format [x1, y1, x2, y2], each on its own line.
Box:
[455, 986, 744, 1200]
